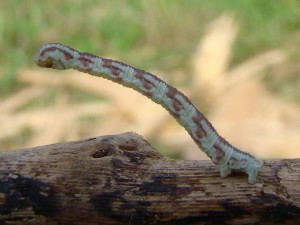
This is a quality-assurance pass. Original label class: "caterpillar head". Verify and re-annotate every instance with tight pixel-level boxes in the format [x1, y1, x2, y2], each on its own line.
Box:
[35, 43, 73, 70]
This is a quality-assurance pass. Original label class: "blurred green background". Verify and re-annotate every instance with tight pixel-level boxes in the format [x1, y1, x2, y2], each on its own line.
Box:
[1, 0, 299, 96]
[0, 0, 299, 154]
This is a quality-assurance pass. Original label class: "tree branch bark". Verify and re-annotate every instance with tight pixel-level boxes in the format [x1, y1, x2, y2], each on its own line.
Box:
[0, 132, 299, 225]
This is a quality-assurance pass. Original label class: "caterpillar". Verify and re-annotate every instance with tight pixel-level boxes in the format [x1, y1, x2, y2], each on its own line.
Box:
[35, 43, 262, 184]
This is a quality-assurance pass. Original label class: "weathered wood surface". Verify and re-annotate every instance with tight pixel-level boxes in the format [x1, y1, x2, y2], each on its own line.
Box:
[0, 132, 299, 225]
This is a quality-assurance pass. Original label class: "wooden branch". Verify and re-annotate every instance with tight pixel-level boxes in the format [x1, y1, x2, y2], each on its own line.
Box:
[0, 132, 299, 225]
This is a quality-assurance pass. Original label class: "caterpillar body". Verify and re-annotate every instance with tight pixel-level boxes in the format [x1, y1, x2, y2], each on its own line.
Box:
[35, 43, 262, 184]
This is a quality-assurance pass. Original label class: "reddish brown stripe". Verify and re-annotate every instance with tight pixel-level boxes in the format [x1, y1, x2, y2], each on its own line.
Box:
[192, 111, 205, 125]
[213, 143, 225, 164]
[40, 47, 74, 60]
[79, 56, 93, 67]
[166, 87, 176, 98]
[143, 80, 154, 90]
[172, 98, 183, 112]
[195, 127, 205, 139]
[166, 87, 185, 112]
[134, 71, 155, 90]
[102, 59, 122, 76]
[102, 59, 112, 68]
[80, 53, 93, 61]
[134, 71, 143, 79]
[111, 67, 121, 76]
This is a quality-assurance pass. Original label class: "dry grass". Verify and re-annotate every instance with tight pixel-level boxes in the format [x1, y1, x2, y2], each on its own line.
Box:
[1, 15, 299, 159]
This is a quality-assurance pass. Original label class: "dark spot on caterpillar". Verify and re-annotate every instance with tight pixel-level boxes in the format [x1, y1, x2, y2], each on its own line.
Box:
[142, 79, 154, 90]
[195, 127, 205, 139]
[111, 67, 121, 76]
[134, 71, 155, 90]
[172, 98, 183, 112]
[192, 111, 205, 125]
[166, 86, 176, 98]
[213, 144, 225, 164]
[102, 59, 122, 76]
[79, 54, 93, 67]
[102, 59, 112, 68]
[134, 71, 143, 79]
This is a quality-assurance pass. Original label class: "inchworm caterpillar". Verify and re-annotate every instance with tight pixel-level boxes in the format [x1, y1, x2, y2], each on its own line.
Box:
[35, 43, 262, 184]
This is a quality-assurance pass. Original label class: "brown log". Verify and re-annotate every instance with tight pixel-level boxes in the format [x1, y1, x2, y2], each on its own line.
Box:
[0, 132, 299, 225]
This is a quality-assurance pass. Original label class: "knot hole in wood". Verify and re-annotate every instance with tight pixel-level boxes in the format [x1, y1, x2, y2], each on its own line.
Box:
[91, 144, 117, 158]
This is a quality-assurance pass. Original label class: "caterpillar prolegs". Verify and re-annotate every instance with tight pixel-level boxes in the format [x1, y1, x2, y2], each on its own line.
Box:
[35, 43, 262, 184]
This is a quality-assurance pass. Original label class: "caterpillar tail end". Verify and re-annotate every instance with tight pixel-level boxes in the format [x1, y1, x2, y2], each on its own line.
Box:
[219, 158, 263, 184]
[246, 160, 263, 184]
